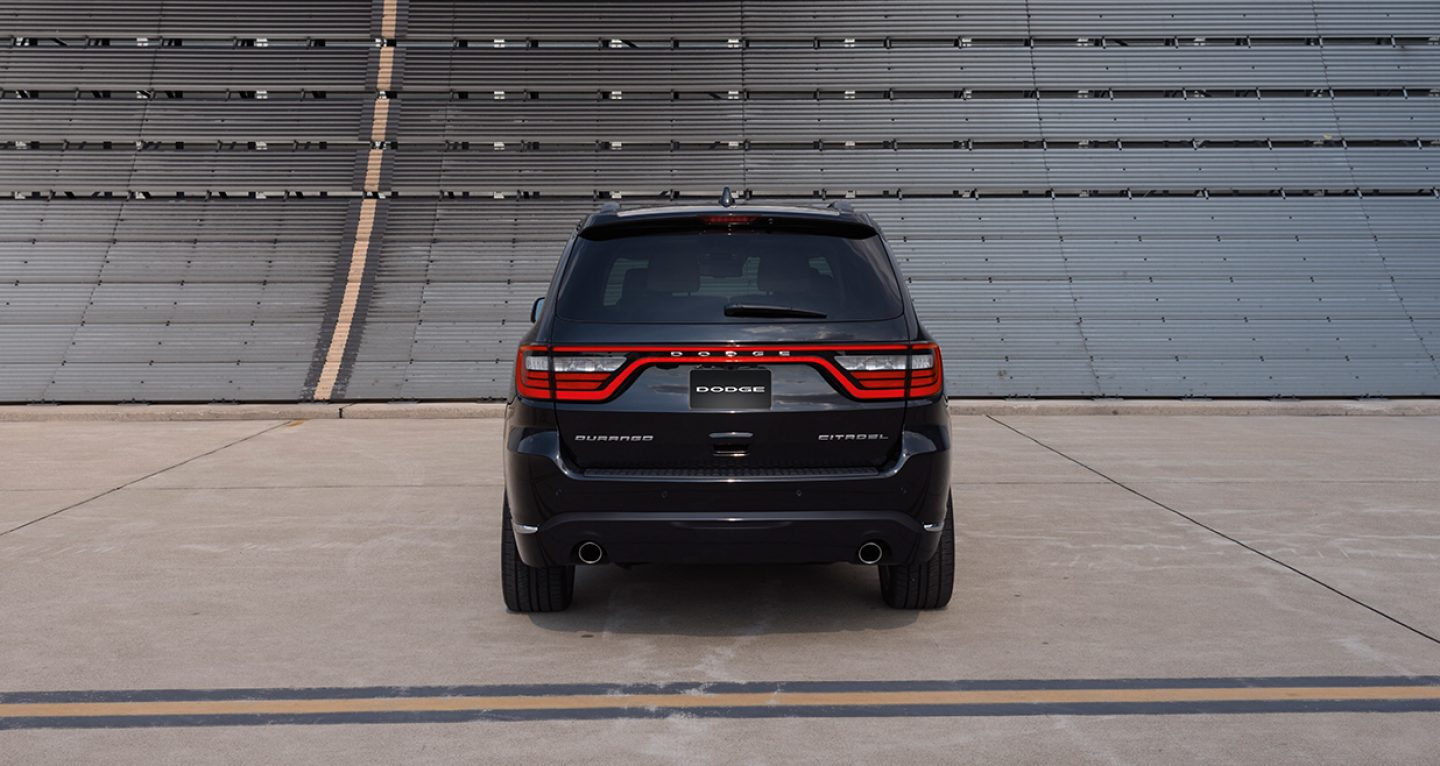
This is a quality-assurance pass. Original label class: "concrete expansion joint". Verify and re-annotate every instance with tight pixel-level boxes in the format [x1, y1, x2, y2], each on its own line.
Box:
[987, 415, 1440, 650]
[0, 419, 287, 538]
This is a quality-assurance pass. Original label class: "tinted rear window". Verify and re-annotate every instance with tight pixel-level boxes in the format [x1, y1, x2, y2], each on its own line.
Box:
[554, 229, 904, 323]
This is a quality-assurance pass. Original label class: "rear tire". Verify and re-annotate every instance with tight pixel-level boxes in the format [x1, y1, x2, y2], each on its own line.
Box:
[501, 495, 575, 612]
[879, 495, 954, 609]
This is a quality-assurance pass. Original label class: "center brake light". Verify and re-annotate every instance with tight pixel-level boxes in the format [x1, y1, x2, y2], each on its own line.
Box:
[516, 343, 943, 402]
[700, 214, 760, 226]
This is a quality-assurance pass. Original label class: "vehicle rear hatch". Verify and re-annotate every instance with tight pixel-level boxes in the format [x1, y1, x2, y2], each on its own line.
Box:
[522, 210, 938, 474]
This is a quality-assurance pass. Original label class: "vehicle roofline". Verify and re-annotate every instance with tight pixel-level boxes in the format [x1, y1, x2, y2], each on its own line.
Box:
[576, 202, 878, 233]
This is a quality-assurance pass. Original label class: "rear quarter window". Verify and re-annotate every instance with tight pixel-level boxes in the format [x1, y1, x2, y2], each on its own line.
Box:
[556, 229, 904, 323]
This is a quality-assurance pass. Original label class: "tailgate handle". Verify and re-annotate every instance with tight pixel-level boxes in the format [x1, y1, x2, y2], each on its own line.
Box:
[710, 431, 752, 457]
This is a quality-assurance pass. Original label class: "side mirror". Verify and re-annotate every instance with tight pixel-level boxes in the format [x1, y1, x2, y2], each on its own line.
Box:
[530, 297, 545, 323]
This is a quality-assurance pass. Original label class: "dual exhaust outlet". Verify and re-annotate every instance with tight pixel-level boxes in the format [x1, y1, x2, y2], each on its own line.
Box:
[575, 539, 885, 566]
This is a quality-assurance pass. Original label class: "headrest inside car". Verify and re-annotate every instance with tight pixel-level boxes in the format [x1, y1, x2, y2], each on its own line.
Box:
[758, 255, 813, 294]
[646, 255, 700, 293]
[617, 267, 650, 303]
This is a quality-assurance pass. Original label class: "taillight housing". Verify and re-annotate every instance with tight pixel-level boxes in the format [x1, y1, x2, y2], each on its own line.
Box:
[516, 346, 629, 400]
[834, 344, 942, 399]
[906, 345, 943, 398]
[514, 343, 943, 402]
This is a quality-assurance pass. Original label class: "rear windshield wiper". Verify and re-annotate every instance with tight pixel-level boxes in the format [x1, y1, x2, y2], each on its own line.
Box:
[723, 303, 828, 319]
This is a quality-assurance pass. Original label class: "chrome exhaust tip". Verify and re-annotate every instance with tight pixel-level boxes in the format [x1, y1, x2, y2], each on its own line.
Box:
[857, 541, 884, 565]
[576, 541, 605, 565]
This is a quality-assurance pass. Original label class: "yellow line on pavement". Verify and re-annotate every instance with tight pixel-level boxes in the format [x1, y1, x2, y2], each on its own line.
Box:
[5, 685, 1440, 720]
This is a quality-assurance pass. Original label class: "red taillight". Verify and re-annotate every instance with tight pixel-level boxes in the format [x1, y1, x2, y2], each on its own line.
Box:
[907, 344, 944, 398]
[515, 343, 943, 403]
[832, 344, 943, 400]
[515, 346, 631, 401]
[515, 345, 553, 399]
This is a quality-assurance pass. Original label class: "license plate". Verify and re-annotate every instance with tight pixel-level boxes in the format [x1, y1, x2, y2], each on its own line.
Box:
[689, 368, 772, 410]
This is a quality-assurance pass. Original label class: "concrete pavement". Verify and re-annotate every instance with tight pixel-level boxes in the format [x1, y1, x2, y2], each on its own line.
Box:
[1, 414, 1438, 763]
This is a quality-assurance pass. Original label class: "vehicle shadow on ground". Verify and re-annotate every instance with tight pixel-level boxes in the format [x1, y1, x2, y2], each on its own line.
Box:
[526, 562, 920, 636]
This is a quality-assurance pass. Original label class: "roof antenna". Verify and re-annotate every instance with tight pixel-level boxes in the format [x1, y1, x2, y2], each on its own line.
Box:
[719, 186, 735, 207]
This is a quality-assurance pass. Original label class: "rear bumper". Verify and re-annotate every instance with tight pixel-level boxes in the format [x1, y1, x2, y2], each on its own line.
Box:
[503, 423, 950, 567]
[514, 510, 942, 566]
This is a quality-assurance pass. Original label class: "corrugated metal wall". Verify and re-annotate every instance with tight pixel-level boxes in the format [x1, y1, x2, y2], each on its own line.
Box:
[2, 1, 1437, 401]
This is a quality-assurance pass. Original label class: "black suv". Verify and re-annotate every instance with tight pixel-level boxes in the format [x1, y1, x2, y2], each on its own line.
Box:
[502, 199, 952, 611]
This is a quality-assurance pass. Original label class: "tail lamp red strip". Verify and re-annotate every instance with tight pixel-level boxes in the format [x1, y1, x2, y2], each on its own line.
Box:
[907, 345, 944, 398]
[515, 344, 943, 403]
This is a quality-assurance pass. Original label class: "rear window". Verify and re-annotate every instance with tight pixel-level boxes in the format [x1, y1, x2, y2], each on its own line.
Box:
[554, 229, 905, 323]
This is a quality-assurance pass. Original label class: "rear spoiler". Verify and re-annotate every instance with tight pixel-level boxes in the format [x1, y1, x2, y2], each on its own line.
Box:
[578, 210, 878, 241]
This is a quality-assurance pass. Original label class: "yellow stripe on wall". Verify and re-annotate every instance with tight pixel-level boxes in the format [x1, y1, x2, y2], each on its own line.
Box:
[311, 0, 397, 401]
